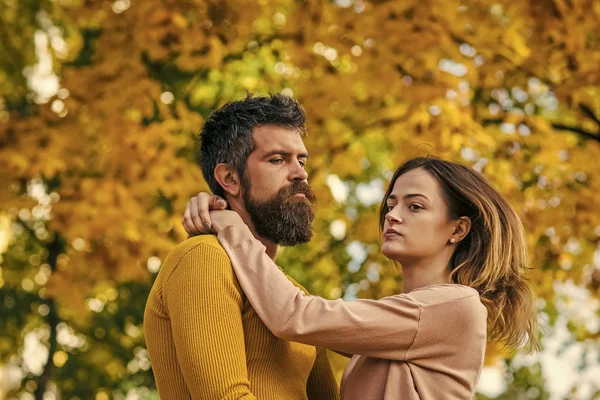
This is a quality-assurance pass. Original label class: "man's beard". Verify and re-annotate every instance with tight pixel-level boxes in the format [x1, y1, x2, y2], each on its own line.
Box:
[243, 180, 317, 246]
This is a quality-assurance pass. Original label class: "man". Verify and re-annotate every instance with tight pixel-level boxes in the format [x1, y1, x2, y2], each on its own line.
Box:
[144, 94, 339, 399]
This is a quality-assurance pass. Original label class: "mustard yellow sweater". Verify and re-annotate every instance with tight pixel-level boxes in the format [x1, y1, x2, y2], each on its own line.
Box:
[143, 235, 340, 399]
[218, 225, 488, 400]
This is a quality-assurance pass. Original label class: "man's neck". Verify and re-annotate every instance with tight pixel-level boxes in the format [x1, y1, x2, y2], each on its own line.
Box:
[229, 200, 278, 260]
[245, 222, 278, 260]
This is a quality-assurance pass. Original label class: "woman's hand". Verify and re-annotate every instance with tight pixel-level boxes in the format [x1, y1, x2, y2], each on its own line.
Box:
[182, 192, 228, 235]
[209, 210, 247, 234]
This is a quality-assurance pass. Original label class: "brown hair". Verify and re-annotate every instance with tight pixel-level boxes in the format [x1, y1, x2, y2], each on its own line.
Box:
[379, 157, 539, 352]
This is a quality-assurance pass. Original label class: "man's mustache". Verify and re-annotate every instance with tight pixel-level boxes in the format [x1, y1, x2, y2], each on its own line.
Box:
[281, 182, 317, 204]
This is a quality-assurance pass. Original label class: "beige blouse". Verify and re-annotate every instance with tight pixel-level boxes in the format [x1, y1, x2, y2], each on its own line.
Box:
[218, 225, 487, 400]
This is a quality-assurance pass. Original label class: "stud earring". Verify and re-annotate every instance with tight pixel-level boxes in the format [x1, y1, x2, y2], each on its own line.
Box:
[450, 238, 456, 244]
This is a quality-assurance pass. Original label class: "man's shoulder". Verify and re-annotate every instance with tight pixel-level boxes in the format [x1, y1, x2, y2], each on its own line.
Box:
[160, 235, 232, 278]
[157, 235, 247, 310]
[172, 234, 228, 257]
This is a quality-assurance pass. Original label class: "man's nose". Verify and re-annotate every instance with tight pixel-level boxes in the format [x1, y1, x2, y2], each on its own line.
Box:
[290, 160, 308, 181]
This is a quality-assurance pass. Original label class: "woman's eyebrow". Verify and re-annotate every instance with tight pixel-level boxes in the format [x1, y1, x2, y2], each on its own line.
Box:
[387, 193, 429, 202]
[403, 193, 429, 201]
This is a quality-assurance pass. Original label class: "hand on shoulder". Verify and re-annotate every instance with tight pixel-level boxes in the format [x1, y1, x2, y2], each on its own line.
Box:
[182, 192, 229, 235]
[210, 210, 246, 233]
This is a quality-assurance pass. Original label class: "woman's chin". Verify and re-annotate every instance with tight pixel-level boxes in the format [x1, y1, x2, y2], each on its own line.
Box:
[381, 244, 404, 261]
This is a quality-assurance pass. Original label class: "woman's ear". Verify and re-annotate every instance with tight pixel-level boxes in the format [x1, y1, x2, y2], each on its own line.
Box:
[214, 163, 241, 197]
[450, 216, 472, 244]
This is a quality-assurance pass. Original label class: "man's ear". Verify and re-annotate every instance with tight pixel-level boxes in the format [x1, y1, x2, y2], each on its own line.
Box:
[214, 163, 241, 197]
[451, 216, 472, 243]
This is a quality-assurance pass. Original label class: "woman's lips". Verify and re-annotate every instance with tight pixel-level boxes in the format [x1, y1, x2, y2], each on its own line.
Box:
[383, 229, 402, 239]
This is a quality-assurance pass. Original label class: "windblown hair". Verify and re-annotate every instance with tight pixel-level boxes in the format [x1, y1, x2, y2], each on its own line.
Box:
[379, 157, 539, 352]
[198, 93, 306, 197]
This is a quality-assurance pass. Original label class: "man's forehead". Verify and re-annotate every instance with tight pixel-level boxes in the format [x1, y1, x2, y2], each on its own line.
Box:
[252, 125, 308, 154]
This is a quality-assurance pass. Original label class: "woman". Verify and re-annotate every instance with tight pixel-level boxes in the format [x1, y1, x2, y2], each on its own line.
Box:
[183, 157, 539, 399]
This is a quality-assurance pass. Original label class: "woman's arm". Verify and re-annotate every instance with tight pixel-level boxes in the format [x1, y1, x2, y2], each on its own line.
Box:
[217, 224, 423, 361]
[186, 198, 486, 363]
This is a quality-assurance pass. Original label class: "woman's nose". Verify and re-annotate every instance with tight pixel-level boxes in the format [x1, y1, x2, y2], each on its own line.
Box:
[386, 212, 402, 224]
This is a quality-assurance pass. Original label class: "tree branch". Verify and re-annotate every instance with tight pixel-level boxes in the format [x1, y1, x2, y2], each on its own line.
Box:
[481, 118, 600, 143]
[579, 104, 600, 128]
[550, 123, 600, 143]
[33, 231, 65, 400]
[16, 217, 44, 245]
[34, 297, 58, 400]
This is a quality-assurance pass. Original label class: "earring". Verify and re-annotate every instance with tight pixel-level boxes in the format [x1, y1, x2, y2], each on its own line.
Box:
[450, 238, 456, 244]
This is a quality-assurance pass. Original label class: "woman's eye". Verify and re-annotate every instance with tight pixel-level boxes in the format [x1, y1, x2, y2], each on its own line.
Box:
[408, 204, 423, 211]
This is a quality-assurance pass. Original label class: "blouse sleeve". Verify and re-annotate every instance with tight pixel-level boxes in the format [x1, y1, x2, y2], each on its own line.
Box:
[217, 225, 426, 361]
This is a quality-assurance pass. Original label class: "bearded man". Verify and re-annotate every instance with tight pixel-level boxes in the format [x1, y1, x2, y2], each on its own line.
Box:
[143, 94, 340, 400]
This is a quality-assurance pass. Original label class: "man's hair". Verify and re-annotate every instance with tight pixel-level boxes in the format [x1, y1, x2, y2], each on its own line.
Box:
[198, 93, 307, 197]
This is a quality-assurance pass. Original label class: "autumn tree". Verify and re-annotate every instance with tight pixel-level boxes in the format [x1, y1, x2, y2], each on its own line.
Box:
[1, 0, 600, 398]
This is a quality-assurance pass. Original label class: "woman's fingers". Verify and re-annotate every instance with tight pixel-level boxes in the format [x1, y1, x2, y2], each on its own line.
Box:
[182, 202, 198, 235]
[197, 193, 213, 230]
[210, 195, 228, 210]
[190, 196, 208, 233]
[182, 192, 228, 236]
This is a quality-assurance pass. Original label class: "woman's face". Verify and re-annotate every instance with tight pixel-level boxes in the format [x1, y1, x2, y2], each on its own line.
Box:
[381, 168, 458, 264]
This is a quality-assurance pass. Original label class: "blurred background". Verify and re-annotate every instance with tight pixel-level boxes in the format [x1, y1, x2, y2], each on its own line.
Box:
[1, 0, 600, 399]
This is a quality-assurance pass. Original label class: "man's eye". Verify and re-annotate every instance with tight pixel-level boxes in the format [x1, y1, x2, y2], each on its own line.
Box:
[270, 159, 284, 164]
[299, 160, 306, 168]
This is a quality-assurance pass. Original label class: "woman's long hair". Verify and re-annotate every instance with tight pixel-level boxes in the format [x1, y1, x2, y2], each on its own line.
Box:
[379, 157, 539, 351]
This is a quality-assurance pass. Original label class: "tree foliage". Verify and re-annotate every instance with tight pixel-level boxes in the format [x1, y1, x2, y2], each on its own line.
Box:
[1, 0, 600, 398]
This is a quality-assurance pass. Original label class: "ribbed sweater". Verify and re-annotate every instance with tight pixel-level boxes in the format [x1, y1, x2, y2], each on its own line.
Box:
[143, 235, 340, 399]
[217, 225, 488, 400]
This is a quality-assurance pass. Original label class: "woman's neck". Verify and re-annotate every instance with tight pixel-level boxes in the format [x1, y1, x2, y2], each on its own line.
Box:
[400, 257, 452, 293]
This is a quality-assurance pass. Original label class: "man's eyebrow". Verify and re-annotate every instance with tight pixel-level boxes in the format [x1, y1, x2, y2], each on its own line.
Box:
[262, 150, 309, 159]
